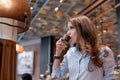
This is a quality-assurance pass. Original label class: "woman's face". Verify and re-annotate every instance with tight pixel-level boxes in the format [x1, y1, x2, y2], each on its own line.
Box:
[66, 22, 77, 44]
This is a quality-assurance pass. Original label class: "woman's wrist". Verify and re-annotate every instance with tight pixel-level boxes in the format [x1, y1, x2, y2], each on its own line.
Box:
[55, 51, 61, 56]
[54, 53, 61, 56]
[54, 55, 61, 59]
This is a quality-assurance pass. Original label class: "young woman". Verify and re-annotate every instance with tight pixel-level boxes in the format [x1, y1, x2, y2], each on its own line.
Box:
[51, 15, 115, 80]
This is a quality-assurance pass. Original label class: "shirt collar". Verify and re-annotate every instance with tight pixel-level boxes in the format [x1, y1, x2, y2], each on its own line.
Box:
[70, 46, 90, 58]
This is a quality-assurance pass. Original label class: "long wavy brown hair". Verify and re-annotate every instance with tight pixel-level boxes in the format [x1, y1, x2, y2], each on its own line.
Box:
[69, 15, 103, 71]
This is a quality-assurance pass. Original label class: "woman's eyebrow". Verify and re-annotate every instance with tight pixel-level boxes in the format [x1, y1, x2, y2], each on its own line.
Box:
[65, 25, 68, 29]
[65, 24, 67, 28]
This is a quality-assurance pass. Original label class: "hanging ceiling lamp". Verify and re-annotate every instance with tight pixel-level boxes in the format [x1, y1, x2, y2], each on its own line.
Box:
[0, 0, 31, 33]
[0, 0, 31, 80]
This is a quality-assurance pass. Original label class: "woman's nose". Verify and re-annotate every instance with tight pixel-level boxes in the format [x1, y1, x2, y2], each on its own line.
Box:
[66, 30, 70, 36]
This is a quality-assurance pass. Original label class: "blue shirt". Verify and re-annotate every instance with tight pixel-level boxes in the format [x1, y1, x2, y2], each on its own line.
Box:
[52, 46, 115, 80]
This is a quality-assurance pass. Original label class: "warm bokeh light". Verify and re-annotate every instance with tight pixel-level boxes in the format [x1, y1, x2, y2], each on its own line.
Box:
[16, 44, 24, 53]
[0, 0, 12, 9]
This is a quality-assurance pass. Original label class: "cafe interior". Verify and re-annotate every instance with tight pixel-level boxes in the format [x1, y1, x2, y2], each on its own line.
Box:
[0, 0, 120, 80]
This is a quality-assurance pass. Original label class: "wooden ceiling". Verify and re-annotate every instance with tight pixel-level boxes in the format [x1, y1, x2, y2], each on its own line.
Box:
[18, 0, 119, 54]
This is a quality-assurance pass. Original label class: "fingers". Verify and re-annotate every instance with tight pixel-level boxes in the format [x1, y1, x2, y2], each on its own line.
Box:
[56, 39, 67, 48]
[55, 38, 67, 55]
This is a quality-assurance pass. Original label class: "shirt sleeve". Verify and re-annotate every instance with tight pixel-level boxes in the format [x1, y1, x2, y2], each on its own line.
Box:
[101, 46, 115, 80]
[51, 54, 69, 80]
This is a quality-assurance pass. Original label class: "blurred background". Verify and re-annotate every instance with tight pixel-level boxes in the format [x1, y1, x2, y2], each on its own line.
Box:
[16, 0, 120, 80]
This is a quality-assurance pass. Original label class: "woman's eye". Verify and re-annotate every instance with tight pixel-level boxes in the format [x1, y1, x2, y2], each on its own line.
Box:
[70, 26, 74, 29]
[66, 26, 74, 31]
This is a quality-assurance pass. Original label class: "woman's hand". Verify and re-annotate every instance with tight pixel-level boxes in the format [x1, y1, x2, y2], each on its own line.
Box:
[55, 38, 67, 56]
